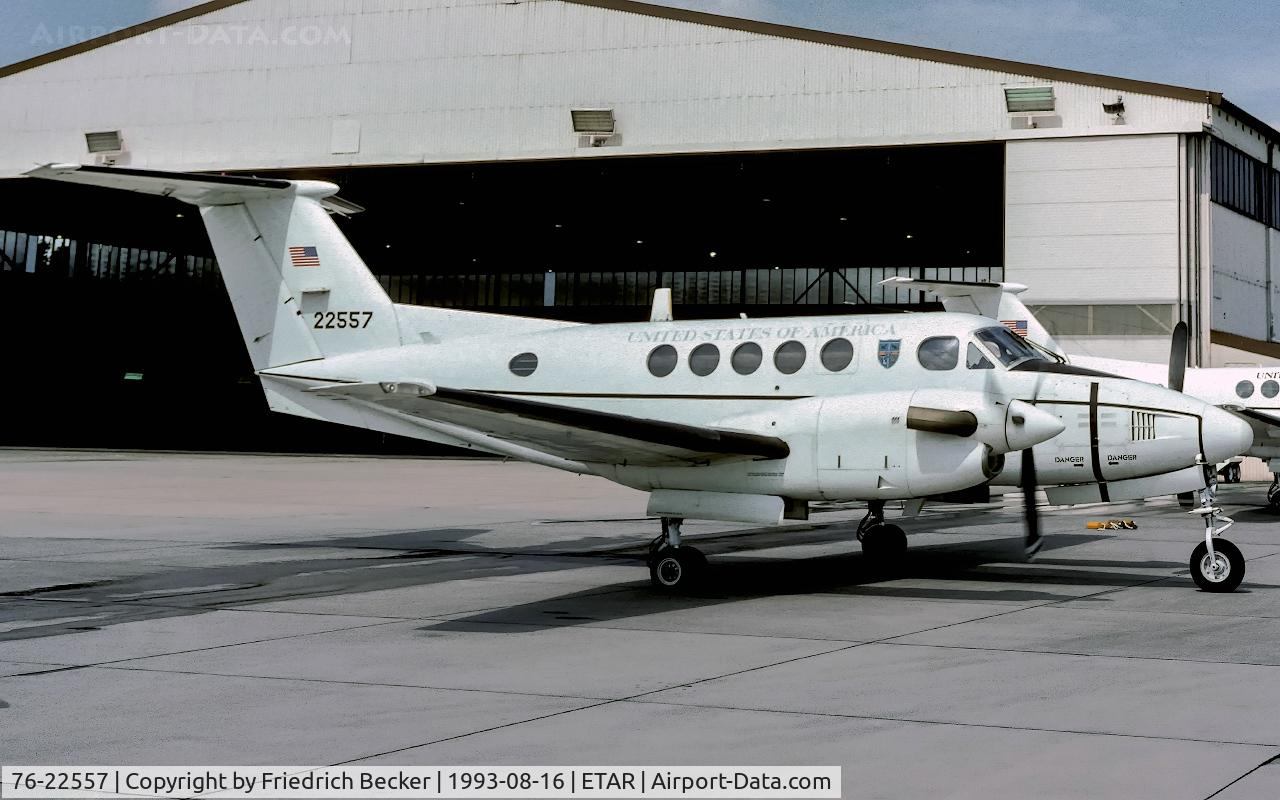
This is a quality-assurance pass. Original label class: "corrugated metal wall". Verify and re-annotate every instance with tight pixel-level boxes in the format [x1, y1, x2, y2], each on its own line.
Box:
[1211, 205, 1272, 341]
[0, 0, 1209, 174]
[1006, 134, 1181, 304]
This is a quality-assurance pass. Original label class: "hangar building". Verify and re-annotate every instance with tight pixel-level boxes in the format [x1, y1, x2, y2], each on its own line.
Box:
[1, 0, 1278, 450]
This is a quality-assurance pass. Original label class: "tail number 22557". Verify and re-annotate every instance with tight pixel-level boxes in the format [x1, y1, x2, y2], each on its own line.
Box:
[313, 311, 373, 329]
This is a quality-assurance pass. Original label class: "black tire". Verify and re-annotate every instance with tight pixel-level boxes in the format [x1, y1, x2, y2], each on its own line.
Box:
[1226, 464, 1241, 484]
[649, 546, 705, 593]
[1190, 538, 1245, 593]
[1268, 483, 1280, 509]
[860, 523, 908, 574]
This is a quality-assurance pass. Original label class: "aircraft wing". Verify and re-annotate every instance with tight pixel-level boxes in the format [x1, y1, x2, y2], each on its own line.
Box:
[300, 379, 790, 467]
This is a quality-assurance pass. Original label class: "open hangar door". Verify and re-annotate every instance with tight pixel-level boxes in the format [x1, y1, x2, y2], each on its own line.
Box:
[326, 143, 1005, 320]
[0, 142, 1004, 452]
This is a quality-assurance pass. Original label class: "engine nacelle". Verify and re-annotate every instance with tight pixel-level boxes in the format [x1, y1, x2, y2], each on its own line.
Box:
[813, 391, 1003, 500]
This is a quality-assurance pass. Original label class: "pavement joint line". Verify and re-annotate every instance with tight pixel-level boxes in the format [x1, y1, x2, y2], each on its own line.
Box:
[418, 614, 882, 644]
[84, 663, 614, 703]
[1203, 751, 1280, 799]
[1, 619, 407, 677]
[329, 577, 1101, 763]
[0, 542, 215, 558]
[876, 640, 1280, 668]
[627, 698, 1280, 750]
[1030, 604, 1280, 621]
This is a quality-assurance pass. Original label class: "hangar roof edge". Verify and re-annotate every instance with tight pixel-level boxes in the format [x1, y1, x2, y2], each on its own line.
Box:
[1, 0, 1272, 143]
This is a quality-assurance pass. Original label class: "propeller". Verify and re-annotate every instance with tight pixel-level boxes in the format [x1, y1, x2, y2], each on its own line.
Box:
[1169, 321, 1189, 392]
[1019, 368, 1049, 559]
[1022, 447, 1042, 557]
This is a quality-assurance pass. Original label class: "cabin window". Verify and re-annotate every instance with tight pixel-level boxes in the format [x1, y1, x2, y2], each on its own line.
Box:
[918, 337, 959, 370]
[966, 342, 994, 369]
[508, 352, 538, 377]
[648, 344, 678, 377]
[1263, 380, 1279, 398]
[820, 338, 854, 372]
[731, 342, 763, 375]
[689, 343, 720, 376]
[1236, 380, 1256, 399]
[773, 341, 807, 374]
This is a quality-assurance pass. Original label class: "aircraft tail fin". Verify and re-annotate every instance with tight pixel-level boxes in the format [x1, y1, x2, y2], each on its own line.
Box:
[880, 277, 1065, 357]
[26, 164, 400, 370]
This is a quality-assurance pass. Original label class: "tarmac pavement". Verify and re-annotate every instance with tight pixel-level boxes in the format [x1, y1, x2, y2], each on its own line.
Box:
[1, 450, 1278, 799]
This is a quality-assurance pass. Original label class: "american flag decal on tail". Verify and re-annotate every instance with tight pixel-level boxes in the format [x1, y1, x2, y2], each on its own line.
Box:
[1002, 319, 1028, 338]
[289, 246, 320, 267]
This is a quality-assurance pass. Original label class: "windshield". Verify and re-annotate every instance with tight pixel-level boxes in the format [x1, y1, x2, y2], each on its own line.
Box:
[974, 326, 1045, 368]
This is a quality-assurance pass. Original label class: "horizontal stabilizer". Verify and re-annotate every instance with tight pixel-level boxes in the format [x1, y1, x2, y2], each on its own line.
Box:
[24, 164, 360, 215]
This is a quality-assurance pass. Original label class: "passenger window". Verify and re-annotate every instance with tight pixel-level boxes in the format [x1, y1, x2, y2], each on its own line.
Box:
[689, 343, 720, 376]
[1263, 380, 1279, 398]
[648, 344, 678, 377]
[1236, 380, 1256, 399]
[731, 342, 763, 375]
[773, 341, 807, 374]
[508, 352, 538, 377]
[820, 338, 854, 372]
[918, 337, 959, 370]
[966, 342, 994, 370]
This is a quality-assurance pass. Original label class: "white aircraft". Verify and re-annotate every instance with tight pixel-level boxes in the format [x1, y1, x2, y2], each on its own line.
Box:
[887, 277, 1280, 510]
[26, 165, 1254, 593]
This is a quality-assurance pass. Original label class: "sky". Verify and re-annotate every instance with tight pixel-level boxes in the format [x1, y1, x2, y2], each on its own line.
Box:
[2, 0, 1277, 127]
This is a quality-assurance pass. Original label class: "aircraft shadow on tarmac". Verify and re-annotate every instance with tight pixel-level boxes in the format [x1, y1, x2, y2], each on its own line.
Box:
[420, 528, 1276, 634]
[4, 515, 1277, 644]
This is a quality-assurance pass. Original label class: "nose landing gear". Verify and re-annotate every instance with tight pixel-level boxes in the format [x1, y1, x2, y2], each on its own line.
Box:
[1190, 464, 1245, 593]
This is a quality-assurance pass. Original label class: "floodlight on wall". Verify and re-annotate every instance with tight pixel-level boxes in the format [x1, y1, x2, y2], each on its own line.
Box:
[85, 130, 128, 166]
[571, 108, 618, 147]
[1103, 97, 1126, 124]
[85, 130, 123, 154]
[1003, 87, 1055, 114]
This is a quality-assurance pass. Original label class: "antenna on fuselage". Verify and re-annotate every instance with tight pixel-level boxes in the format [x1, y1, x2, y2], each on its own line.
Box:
[650, 288, 674, 322]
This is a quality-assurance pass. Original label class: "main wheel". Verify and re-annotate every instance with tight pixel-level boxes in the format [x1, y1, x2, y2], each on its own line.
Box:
[1268, 482, 1280, 509]
[860, 523, 908, 574]
[1190, 538, 1245, 593]
[649, 546, 706, 593]
[1225, 463, 1242, 484]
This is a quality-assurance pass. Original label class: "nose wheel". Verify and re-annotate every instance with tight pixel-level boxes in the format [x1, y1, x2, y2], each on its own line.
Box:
[1190, 539, 1244, 592]
[647, 517, 707, 593]
[1189, 463, 1245, 593]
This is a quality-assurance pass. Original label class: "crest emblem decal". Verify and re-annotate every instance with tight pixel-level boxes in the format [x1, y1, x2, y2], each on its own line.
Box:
[877, 339, 901, 368]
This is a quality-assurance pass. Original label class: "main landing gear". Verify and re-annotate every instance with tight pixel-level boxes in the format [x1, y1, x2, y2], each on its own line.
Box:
[648, 517, 707, 593]
[858, 500, 908, 573]
[1190, 464, 1245, 593]
[1267, 474, 1280, 510]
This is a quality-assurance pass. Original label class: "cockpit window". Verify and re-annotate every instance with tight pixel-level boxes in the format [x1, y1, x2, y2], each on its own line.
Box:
[974, 326, 1045, 368]
[918, 337, 959, 370]
[966, 342, 994, 370]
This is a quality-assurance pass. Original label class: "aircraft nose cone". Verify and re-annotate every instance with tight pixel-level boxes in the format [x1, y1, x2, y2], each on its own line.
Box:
[1006, 399, 1066, 451]
[1201, 406, 1254, 464]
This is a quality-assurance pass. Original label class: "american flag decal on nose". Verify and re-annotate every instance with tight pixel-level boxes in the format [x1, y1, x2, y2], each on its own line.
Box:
[1002, 319, 1029, 337]
[289, 246, 320, 267]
